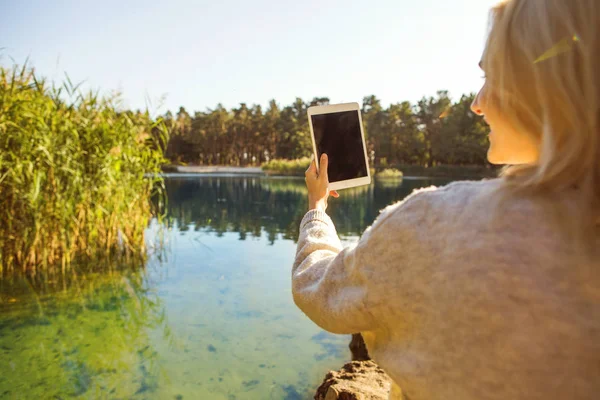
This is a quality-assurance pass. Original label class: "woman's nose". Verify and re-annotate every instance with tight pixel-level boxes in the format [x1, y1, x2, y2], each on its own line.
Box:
[471, 93, 484, 116]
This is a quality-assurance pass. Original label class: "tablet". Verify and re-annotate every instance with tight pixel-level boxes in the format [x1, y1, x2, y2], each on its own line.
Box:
[307, 102, 371, 190]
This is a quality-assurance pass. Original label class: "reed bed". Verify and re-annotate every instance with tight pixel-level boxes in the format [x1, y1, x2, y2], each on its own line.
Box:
[261, 157, 312, 176]
[375, 168, 404, 179]
[0, 64, 167, 274]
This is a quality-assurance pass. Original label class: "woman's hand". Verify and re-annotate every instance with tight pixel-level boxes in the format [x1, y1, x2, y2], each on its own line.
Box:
[305, 153, 339, 211]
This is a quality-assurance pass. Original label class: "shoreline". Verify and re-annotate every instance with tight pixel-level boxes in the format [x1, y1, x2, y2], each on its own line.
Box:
[163, 165, 265, 174]
[161, 165, 497, 179]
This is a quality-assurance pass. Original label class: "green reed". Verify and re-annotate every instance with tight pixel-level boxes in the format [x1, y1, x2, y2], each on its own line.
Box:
[0, 64, 168, 274]
[375, 168, 404, 179]
[261, 157, 312, 176]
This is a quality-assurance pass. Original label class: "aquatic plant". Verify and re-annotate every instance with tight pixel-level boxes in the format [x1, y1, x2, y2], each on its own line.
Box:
[0, 63, 168, 273]
[261, 158, 311, 176]
[375, 168, 404, 180]
[0, 267, 169, 398]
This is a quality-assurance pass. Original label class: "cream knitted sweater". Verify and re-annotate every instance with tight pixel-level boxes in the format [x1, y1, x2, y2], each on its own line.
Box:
[292, 179, 600, 400]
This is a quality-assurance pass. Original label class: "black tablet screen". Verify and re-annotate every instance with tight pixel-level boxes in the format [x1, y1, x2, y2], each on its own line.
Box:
[311, 110, 368, 183]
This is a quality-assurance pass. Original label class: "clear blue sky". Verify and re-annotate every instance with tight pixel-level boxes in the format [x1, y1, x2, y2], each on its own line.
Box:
[1, 0, 498, 114]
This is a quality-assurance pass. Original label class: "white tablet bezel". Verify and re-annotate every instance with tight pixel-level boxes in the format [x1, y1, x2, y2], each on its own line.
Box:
[307, 102, 372, 191]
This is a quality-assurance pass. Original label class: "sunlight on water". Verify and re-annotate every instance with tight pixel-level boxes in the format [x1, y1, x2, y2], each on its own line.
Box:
[0, 176, 453, 399]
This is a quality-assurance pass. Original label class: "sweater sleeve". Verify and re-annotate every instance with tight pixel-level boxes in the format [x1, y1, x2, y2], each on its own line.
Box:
[292, 208, 389, 334]
[291, 185, 441, 335]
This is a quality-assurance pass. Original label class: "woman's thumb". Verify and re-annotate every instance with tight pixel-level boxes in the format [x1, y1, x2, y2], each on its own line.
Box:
[319, 153, 328, 181]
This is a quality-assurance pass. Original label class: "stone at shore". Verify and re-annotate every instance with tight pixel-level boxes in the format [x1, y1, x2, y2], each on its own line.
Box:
[349, 333, 370, 361]
[314, 360, 392, 400]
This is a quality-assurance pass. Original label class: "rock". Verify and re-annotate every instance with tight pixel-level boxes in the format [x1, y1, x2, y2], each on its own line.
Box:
[314, 361, 392, 400]
[349, 334, 370, 361]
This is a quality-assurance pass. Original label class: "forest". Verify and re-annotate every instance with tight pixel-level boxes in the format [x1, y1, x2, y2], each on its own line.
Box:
[164, 91, 490, 168]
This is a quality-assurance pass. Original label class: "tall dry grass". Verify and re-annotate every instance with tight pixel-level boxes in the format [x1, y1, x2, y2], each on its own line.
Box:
[0, 64, 168, 274]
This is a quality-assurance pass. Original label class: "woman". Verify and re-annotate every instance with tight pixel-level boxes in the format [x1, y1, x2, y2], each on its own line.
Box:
[292, 0, 599, 399]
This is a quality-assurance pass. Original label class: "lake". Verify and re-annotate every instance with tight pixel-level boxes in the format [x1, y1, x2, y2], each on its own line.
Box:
[0, 175, 455, 399]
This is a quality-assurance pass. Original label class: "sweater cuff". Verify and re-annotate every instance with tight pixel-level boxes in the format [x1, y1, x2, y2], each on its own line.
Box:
[300, 209, 334, 230]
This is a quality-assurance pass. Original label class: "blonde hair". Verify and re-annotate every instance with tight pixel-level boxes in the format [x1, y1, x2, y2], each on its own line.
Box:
[483, 0, 600, 256]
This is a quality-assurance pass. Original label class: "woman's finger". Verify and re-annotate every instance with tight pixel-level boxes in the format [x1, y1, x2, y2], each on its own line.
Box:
[305, 158, 317, 177]
[330, 190, 339, 198]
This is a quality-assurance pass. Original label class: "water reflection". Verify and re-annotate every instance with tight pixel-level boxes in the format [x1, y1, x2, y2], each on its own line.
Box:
[164, 176, 449, 242]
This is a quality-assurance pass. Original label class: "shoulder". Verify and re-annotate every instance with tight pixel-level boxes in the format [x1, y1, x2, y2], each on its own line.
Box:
[405, 178, 503, 208]
[370, 178, 504, 231]
[354, 179, 507, 258]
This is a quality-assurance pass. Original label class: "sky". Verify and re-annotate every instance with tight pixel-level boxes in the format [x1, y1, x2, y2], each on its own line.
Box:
[1, 0, 499, 114]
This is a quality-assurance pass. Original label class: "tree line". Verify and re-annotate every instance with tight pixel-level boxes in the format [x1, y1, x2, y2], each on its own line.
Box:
[163, 91, 490, 168]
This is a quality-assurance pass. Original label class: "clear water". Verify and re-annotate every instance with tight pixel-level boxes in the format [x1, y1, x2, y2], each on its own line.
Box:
[0, 175, 454, 399]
